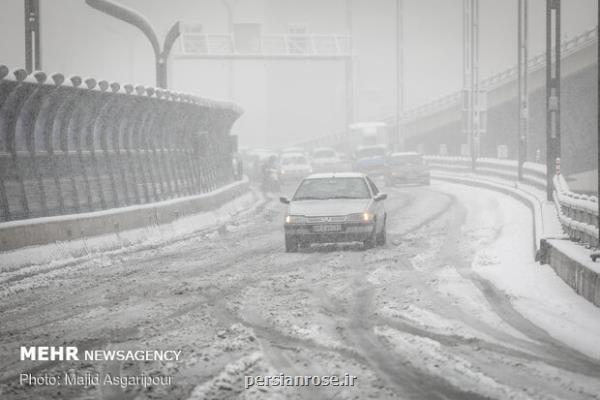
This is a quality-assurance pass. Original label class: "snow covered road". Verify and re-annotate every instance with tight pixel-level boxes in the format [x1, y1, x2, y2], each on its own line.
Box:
[1, 181, 600, 400]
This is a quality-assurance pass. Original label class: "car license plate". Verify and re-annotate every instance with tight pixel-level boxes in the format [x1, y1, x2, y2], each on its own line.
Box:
[313, 224, 342, 232]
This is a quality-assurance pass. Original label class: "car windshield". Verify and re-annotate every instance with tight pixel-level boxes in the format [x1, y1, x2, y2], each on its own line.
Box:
[390, 154, 423, 165]
[356, 147, 385, 159]
[282, 156, 307, 165]
[293, 177, 371, 200]
[313, 149, 336, 158]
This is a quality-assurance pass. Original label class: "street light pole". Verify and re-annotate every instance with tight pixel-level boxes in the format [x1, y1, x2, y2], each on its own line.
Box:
[596, 0, 600, 248]
[85, 0, 180, 89]
[463, 0, 480, 168]
[545, 0, 561, 200]
[345, 0, 354, 154]
[396, 0, 404, 152]
[222, 0, 238, 101]
[24, 0, 41, 73]
[517, 0, 529, 181]
[592, 0, 599, 260]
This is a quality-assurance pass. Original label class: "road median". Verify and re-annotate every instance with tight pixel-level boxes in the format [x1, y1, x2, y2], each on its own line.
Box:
[0, 178, 254, 254]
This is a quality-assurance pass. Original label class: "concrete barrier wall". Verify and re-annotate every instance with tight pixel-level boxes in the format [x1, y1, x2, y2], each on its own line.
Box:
[540, 239, 600, 307]
[0, 64, 242, 222]
[0, 178, 249, 252]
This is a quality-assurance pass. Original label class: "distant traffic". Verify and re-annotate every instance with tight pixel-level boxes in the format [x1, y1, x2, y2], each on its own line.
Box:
[237, 139, 430, 252]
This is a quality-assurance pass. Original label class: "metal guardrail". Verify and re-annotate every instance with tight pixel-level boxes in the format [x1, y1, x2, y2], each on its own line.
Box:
[0, 64, 242, 222]
[553, 174, 599, 248]
[425, 155, 599, 248]
[424, 156, 547, 192]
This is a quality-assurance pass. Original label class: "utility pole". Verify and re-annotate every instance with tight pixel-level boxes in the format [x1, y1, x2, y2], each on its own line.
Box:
[395, 0, 404, 152]
[462, 0, 480, 169]
[86, 0, 180, 88]
[223, 0, 237, 101]
[517, 0, 529, 181]
[545, 0, 561, 200]
[591, 0, 599, 259]
[596, 0, 600, 248]
[345, 0, 354, 153]
[24, 0, 41, 72]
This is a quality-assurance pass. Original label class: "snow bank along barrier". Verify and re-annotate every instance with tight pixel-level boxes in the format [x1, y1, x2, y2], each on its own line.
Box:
[0, 178, 249, 252]
[425, 155, 600, 307]
[552, 174, 599, 248]
[0, 64, 242, 223]
[425, 156, 546, 192]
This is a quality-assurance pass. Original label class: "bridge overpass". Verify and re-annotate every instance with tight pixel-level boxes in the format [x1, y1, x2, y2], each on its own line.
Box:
[299, 27, 598, 191]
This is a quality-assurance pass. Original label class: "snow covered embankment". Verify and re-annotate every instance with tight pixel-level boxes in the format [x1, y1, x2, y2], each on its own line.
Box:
[0, 182, 263, 278]
[438, 183, 600, 360]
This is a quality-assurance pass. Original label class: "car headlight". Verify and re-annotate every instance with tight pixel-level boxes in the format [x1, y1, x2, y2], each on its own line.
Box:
[285, 215, 307, 224]
[347, 212, 373, 223]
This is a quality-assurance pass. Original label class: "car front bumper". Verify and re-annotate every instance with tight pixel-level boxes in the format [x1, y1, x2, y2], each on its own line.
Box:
[284, 222, 375, 243]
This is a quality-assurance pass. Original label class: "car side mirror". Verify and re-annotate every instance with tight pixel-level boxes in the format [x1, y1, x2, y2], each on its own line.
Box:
[279, 196, 290, 204]
[374, 193, 387, 202]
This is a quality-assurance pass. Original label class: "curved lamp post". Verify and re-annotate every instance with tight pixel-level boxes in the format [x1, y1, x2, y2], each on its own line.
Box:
[85, 0, 180, 88]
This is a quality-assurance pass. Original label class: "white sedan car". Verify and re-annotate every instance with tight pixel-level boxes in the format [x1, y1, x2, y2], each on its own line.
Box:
[279, 152, 312, 184]
[280, 173, 387, 252]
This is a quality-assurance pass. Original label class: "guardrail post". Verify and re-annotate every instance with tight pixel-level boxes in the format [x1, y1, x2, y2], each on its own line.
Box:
[20, 71, 51, 217]
[94, 81, 119, 207]
[187, 111, 205, 194]
[132, 86, 154, 202]
[0, 65, 12, 220]
[107, 82, 132, 206]
[176, 107, 194, 196]
[57, 76, 86, 214]
[153, 90, 174, 198]
[546, 0, 561, 201]
[121, 85, 141, 205]
[4, 69, 35, 219]
[141, 89, 163, 201]
[72, 78, 99, 212]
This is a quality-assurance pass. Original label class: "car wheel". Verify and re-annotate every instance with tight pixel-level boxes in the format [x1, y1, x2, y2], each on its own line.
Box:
[364, 223, 377, 249]
[285, 236, 299, 252]
[376, 217, 387, 246]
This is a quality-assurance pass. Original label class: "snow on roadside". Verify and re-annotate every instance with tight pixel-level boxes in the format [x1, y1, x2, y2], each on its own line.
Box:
[0, 190, 263, 284]
[374, 326, 534, 400]
[378, 303, 499, 343]
[433, 265, 533, 343]
[437, 182, 600, 360]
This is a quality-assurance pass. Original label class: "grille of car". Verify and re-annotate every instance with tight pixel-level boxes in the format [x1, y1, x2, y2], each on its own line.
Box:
[306, 216, 347, 223]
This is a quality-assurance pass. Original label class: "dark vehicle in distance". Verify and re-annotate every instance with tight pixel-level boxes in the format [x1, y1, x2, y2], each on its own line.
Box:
[385, 152, 430, 186]
[352, 145, 388, 178]
[280, 173, 387, 252]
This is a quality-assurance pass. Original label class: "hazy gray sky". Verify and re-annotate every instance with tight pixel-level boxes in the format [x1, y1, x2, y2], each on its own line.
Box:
[0, 0, 596, 108]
